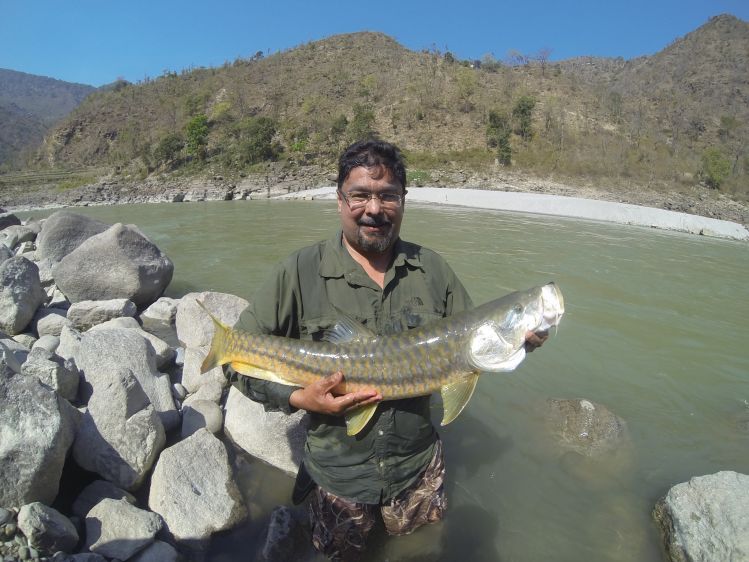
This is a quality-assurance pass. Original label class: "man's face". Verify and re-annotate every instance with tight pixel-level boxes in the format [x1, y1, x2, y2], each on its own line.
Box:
[337, 165, 405, 257]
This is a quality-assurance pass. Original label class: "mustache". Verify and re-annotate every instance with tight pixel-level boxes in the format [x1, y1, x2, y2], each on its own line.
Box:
[357, 217, 391, 227]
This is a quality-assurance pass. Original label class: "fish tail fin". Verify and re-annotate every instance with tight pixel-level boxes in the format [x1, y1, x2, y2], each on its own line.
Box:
[196, 300, 232, 374]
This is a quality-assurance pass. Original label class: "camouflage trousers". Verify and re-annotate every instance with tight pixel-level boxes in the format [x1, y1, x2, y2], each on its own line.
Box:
[308, 440, 446, 562]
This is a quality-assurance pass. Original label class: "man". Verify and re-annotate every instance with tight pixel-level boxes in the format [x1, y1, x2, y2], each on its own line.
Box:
[232, 140, 545, 560]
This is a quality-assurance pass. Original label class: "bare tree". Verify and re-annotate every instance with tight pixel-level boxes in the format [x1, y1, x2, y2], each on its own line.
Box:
[535, 47, 553, 77]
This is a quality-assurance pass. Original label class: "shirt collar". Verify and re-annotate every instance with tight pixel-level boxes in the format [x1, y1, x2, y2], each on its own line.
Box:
[319, 230, 423, 279]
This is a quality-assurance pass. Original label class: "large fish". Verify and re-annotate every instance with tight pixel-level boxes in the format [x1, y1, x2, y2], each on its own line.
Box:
[199, 283, 564, 435]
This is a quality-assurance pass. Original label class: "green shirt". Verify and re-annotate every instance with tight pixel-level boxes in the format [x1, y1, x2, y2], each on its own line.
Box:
[233, 230, 473, 503]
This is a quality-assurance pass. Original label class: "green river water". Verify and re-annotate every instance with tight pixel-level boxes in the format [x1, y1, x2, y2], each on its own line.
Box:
[25, 200, 749, 561]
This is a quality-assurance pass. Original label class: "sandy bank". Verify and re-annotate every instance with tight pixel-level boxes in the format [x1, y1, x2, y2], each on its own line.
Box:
[279, 186, 749, 242]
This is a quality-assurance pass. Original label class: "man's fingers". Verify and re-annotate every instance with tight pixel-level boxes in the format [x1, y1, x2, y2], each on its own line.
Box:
[318, 371, 344, 392]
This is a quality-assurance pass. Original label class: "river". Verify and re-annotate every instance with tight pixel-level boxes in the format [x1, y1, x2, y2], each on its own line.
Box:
[24, 200, 749, 561]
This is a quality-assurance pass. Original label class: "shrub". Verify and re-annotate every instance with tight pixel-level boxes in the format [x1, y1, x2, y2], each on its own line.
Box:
[701, 147, 731, 189]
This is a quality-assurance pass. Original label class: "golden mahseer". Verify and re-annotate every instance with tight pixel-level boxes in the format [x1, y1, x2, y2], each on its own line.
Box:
[199, 283, 564, 436]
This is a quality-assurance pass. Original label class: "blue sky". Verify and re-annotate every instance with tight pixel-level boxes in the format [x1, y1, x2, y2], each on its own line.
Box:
[1, 0, 747, 87]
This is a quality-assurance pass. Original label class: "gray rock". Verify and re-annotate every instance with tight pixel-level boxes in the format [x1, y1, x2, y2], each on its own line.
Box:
[71, 481, 136, 519]
[175, 292, 248, 348]
[140, 297, 179, 347]
[88, 317, 175, 369]
[12, 333, 37, 349]
[171, 383, 187, 401]
[52, 223, 173, 307]
[181, 399, 223, 439]
[0, 375, 79, 506]
[0, 225, 36, 251]
[72, 368, 166, 491]
[32, 308, 72, 338]
[56, 325, 82, 362]
[181, 345, 226, 394]
[262, 506, 308, 562]
[35, 211, 108, 264]
[224, 387, 308, 476]
[0, 257, 47, 335]
[128, 540, 179, 562]
[17, 502, 78, 553]
[46, 286, 69, 309]
[55, 554, 107, 561]
[74, 328, 178, 430]
[35, 258, 55, 286]
[0, 338, 26, 374]
[32, 334, 60, 354]
[0, 213, 21, 231]
[182, 379, 224, 407]
[0, 243, 12, 265]
[544, 398, 629, 457]
[66, 299, 136, 331]
[653, 471, 749, 562]
[21, 351, 79, 401]
[148, 429, 247, 542]
[85, 498, 162, 560]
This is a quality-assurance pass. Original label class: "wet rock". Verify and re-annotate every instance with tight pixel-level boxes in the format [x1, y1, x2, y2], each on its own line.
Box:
[17, 502, 78, 553]
[35, 211, 108, 264]
[72, 367, 165, 491]
[0, 375, 79, 506]
[0, 257, 47, 335]
[653, 471, 749, 561]
[71, 480, 136, 519]
[66, 299, 137, 331]
[544, 398, 628, 457]
[224, 387, 308, 476]
[180, 399, 223, 439]
[262, 506, 308, 562]
[148, 429, 247, 543]
[52, 223, 173, 307]
[85, 498, 162, 560]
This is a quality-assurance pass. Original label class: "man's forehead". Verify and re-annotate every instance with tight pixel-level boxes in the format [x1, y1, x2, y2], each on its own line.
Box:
[343, 165, 401, 190]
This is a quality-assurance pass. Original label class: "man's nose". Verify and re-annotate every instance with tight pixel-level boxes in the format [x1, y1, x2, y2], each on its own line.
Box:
[364, 195, 383, 212]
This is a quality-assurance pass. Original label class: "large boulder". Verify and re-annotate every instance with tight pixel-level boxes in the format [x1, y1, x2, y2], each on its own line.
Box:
[66, 299, 136, 330]
[52, 223, 173, 307]
[72, 367, 166, 491]
[0, 256, 47, 335]
[175, 292, 248, 348]
[89, 316, 175, 369]
[148, 429, 247, 543]
[653, 471, 749, 562]
[224, 387, 308, 476]
[17, 502, 79, 553]
[35, 211, 108, 264]
[85, 498, 163, 560]
[544, 398, 629, 457]
[0, 375, 79, 506]
[74, 328, 178, 430]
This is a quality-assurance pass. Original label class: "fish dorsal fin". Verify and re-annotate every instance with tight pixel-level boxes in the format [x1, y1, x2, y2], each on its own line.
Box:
[231, 361, 298, 387]
[322, 308, 376, 344]
[440, 373, 480, 426]
[345, 403, 378, 436]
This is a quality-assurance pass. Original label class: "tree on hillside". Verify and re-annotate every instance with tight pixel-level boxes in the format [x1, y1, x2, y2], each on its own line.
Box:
[236, 116, 280, 165]
[186, 114, 209, 161]
[347, 104, 377, 143]
[701, 147, 731, 189]
[512, 96, 536, 141]
[487, 110, 512, 166]
[535, 48, 553, 78]
[153, 133, 184, 168]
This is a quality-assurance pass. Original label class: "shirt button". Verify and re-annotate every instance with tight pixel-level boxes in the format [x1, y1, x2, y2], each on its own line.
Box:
[379, 461, 385, 468]
[378, 430, 384, 436]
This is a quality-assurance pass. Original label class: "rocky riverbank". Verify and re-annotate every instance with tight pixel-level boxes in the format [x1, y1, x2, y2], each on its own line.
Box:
[1, 210, 747, 561]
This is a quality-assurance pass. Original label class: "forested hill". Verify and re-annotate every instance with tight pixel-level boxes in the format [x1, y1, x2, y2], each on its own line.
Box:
[23, 15, 749, 199]
[0, 69, 95, 167]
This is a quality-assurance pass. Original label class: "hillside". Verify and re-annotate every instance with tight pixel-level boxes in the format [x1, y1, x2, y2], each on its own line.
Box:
[2, 15, 747, 219]
[0, 69, 95, 168]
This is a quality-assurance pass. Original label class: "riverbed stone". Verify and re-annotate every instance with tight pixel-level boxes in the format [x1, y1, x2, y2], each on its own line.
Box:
[17, 502, 78, 553]
[71, 480, 136, 519]
[262, 505, 309, 562]
[544, 398, 629, 457]
[175, 292, 248, 348]
[653, 471, 749, 562]
[52, 223, 173, 307]
[66, 299, 136, 331]
[148, 429, 247, 543]
[0, 375, 79, 506]
[73, 328, 178, 430]
[85, 498, 162, 560]
[88, 316, 175, 368]
[224, 387, 308, 476]
[0, 257, 47, 335]
[180, 399, 223, 439]
[35, 211, 108, 264]
[72, 367, 165, 491]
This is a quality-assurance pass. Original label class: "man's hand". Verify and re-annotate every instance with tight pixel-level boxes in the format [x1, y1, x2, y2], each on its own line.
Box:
[289, 371, 382, 416]
[524, 330, 549, 352]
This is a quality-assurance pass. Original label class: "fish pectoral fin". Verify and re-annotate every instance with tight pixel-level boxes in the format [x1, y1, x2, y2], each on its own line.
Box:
[440, 373, 480, 426]
[323, 308, 376, 344]
[344, 403, 378, 436]
[230, 361, 297, 387]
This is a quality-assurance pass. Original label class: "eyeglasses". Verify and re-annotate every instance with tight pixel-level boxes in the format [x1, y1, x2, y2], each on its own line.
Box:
[338, 189, 406, 210]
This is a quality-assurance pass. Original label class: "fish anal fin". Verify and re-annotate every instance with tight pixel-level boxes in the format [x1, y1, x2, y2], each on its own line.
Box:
[230, 361, 296, 387]
[440, 373, 480, 426]
[345, 403, 378, 436]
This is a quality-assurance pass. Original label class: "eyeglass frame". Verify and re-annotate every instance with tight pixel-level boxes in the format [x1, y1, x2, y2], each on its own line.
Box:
[337, 188, 408, 210]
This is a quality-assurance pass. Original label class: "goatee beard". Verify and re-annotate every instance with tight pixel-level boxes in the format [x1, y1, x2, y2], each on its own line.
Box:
[356, 226, 394, 254]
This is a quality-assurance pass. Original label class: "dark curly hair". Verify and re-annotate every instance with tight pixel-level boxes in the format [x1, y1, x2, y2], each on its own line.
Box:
[337, 140, 407, 191]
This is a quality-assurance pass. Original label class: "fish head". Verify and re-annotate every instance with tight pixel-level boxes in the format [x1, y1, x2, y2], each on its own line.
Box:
[467, 283, 564, 372]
